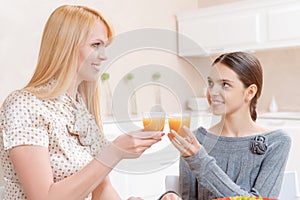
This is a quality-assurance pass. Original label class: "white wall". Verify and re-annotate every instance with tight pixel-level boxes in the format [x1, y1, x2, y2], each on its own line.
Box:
[0, 0, 206, 116]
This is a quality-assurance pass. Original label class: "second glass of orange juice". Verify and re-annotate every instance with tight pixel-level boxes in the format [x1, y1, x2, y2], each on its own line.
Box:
[168, 112, 191, 137]
[142, 112, 165, 131]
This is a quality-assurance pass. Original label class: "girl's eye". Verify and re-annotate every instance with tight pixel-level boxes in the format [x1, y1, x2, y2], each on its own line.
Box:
[207, 80, 213, 88]
[222, 82, 230, 88]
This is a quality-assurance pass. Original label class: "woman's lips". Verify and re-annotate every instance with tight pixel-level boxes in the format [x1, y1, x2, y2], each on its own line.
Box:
[92, 63, 101, 71]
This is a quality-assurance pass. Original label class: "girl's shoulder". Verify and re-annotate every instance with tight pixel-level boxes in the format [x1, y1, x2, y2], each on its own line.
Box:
[193, 126, 291, 146]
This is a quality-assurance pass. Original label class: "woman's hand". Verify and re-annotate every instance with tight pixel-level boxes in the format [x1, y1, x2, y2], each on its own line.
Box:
[159, 191, 182, 200]
[127, 196, 143, 200]
[167, 126, 201, 157]
[95, 130, 164, 167]
[113, 130, 164, 159]
[160, 192, 182, 200]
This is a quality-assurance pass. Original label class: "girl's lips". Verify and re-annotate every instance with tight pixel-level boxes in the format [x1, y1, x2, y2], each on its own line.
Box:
[210, 99, 225, 105]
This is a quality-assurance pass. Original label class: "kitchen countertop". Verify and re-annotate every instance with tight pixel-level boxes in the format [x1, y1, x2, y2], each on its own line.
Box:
[102, 111, 300, 124]
[258, 112, 300, 120]
[102, 111, 213, 124]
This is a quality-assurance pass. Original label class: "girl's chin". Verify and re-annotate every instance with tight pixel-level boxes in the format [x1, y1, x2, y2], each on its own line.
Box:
[210, 107, 225, 115]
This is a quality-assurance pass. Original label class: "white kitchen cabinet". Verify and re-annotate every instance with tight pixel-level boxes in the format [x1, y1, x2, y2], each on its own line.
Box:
[266, 5, 300, 45]
[176, 0, 300, 57]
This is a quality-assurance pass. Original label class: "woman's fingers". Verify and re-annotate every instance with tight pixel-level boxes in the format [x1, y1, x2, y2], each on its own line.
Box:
[115, 131, 165, 159]
[129, 130, 164, 140]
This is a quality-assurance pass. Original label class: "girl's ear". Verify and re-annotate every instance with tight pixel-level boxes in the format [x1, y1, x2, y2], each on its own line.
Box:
[245, 84, 257, 102]
[206, 89, 211, 105]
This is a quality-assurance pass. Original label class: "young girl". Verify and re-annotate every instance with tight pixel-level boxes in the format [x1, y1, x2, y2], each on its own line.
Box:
[0, 5, 163, 200]
[166, 52, 291, 199]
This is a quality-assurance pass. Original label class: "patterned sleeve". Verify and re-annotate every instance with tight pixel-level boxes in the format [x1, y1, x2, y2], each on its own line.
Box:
[1, 90, 49, 150]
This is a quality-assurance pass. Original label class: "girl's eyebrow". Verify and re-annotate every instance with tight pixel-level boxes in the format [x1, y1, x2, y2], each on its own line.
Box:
[207, 77, 235, 84]
[219, 79, 234, 83]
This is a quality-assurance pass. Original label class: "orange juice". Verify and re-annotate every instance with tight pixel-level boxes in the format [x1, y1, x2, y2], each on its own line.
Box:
[168, 114, 191, 137]
[142, 112, 165, 131]
[143, 118, 165, 131]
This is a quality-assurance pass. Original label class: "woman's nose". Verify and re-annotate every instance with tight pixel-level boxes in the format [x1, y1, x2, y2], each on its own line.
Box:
[97, 48, 107, 60]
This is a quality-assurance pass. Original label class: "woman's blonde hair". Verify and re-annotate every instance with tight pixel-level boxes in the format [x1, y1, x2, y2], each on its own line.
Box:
[25, 5, 113, 127]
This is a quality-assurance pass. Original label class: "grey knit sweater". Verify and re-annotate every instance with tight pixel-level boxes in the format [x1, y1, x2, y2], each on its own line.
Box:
[180, 127, 291, 200]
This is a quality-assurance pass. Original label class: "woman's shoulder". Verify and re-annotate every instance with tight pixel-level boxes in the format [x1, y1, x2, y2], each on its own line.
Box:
[1, 89, 41, 110]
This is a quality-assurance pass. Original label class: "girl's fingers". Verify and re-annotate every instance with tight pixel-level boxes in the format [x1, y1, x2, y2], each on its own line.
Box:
[168, 133, 188, 153]
[170, 130, 190, 147]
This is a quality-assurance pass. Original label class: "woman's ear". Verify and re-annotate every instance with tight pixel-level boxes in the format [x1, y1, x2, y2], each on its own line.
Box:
[245, 84, 257, 102]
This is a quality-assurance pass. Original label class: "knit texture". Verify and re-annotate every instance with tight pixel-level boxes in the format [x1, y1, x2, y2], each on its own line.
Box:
[180, 127, 291, 200]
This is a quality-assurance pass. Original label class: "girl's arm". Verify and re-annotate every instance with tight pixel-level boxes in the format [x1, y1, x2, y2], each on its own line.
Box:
[169, 127, 291, 198]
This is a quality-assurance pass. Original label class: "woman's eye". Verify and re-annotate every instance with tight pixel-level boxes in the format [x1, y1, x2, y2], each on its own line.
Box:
[92, 43, 103, 49]
[92, 43, 100, 48]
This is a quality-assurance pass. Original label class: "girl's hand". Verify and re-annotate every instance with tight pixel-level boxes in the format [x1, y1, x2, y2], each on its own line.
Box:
[167, 126, 201, 157]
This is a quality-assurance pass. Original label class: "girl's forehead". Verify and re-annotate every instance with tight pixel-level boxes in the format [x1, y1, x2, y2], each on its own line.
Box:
[209, 63, 239, 80]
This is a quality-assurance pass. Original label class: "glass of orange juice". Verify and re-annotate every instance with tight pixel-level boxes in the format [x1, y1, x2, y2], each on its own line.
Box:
[142, 112, 166, 131]
[168, 112, 191, 137]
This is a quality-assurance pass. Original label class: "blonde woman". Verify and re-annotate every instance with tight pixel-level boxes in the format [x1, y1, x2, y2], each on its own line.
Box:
[0, 5, 163, 200]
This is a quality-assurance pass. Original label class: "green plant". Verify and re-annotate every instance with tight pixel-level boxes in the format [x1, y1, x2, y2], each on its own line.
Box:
[101, 73, 110, 81]
[152, 72, 161, 81]
[126, 73, 134, 81]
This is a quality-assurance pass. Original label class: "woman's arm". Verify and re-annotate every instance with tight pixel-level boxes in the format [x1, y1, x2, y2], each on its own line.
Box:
[92, 176, 120, 200]
[10, 145, 113, 200]
[10, 133, 163, 200]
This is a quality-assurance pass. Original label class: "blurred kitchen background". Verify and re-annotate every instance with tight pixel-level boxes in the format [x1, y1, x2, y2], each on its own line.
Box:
[1, 0, 299, 113]
[1, 0, 300, 199]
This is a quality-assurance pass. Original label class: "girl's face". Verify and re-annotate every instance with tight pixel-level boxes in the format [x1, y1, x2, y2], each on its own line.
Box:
[207, 62, 249, 116]
[77, 20, 108, 83]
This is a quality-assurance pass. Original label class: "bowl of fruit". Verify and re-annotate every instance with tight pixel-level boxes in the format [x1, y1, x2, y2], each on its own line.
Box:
[214, 197, 277, 200]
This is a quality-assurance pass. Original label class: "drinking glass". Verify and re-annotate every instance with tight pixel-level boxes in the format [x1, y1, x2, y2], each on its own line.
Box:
[168, 112, 191, 137]
[142, 112, 166, 131]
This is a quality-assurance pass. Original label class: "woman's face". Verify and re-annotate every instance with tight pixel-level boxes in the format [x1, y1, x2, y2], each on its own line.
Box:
[207, 62, 249, 116]
[77, 20, 108, 82]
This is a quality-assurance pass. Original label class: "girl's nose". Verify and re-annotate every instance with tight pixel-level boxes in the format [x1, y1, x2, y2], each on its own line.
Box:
[209, 85, 221, 95]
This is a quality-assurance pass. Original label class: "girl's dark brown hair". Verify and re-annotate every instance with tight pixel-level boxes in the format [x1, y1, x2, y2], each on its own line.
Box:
[212, 51, 263, 121]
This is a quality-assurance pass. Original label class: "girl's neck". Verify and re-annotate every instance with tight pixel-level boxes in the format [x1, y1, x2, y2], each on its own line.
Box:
[210, 112, 266, 137]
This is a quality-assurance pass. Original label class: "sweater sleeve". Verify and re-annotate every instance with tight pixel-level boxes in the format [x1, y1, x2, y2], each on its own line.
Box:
[182, 132, 291, 198]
